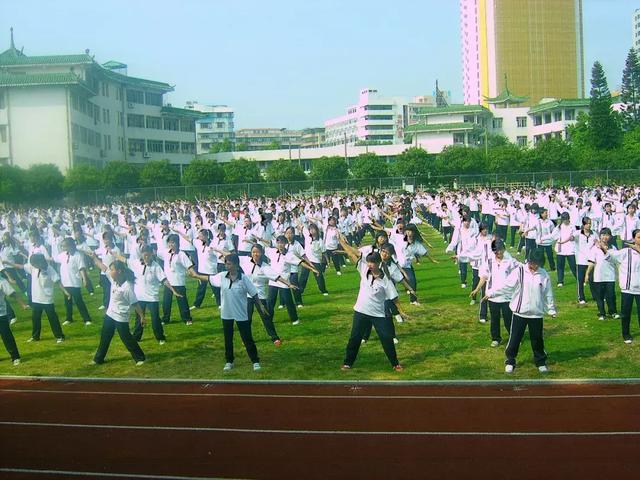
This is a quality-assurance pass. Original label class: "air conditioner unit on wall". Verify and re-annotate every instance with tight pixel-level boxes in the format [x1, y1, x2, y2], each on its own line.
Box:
[143, 152, 150, 159]
[128, 102, 134, 109]
[99, 149, 106, 158]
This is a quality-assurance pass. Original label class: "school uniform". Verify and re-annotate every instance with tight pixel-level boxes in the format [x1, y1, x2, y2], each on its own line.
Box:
[209, 271, 260, 364]
[397, 239, 427, 304]
[480, 254, 520, 343]
[490, 265, 556, 368]
[94, 245, 122, 309]
[588, 244, 618, 318]
[446, 225, 477, 286]
[161, 250, 193, 324]
[93, 277, 145, 364]
[608, 248, 640, 341]
[286, 240, 305, 306]
[468, 235, 491, 320]
[323, 226, 342, 273]
[266, 247, 300, 324]
[23, 264, 64, 341]
[552, 223, 577, 285]
[575, 231, 597, 302]
[343, 258, 400, 368]
[299, 232, 328, 295]
[55, 250, 92, 324]
[0, 278, 20, 362]
[536, 218, 556, 270]
[193, 239, 219, 308]
[239, 257, 280, 342]
[129, 259, 166, 342]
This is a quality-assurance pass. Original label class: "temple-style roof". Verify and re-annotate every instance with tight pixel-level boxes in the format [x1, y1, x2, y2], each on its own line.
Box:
[485, 75, 528, 106]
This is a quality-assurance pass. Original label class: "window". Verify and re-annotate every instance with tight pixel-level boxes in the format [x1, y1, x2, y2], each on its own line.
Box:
[181, 142, 195, 154]
[164, 141, 180, 153]
[554, 111, 562, 122]
[104, 135, 112, 150]
[0, 125, 6, 143]
[453, 132, 466, 144]
[128, 138, 145, 153]
[146, 116, 162, 129]
[364, 105, 393, 111]
[101, 82, 109, 97]
[216, 122, 225, 129]
[463, 115, 475, 123]
[544, 114, 552, 124]
[102, 108, 110, 124]
[492, 118, 503, 129]
[516, 116, 527, 128]
[554, 132, 562, 139]
[517, 136, 528, 147]
[147, 140, 164, 153]
[117, 112, 124, 126]
[145, 92, 163, 106]
[365, 124, 393, 130]
[126, 90, 144, 104]
[199, 122, 212, 129]
[533, 115, 542, 126]
[116, 87, 123, 101]
[565, 109, 575, 121]
[127, 114, 145, 128]
[365, 115, 393, 120]
[164, 118, 179, 131]
[118, 137, 124, 151]
[180, 119, 195, 132]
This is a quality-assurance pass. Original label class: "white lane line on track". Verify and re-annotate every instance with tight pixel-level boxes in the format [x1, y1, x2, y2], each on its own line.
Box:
[1, 388, 640, 400]
[0, 420, 638, 436]
[0, 468, 218, 480]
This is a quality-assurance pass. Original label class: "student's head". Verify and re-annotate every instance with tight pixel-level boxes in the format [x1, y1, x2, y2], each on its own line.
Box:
[527, 248, 545, 272]
[308, 223, 320, 239]
[275, 235, 288, 251]
[328, 216, 337, 226]
[141, 245, 155, 265]
[198, 229, 213, 244]
[62, 237, 76, 252]
[478, 222, 488, 236]
[366, 252, 382, 272]
[404, 223, 422, 242]
[628, 203, 637, 215]
[109, 260, 134, 285]
[633, 229, 640, 246]
[561, 212, 570, 224]
[539, 208, 548, 220]
[224, 253, 240, 273]
[379, 243, 396, 263]
[251, 243, 266, 264]
[462, 215, 471, 227]
[166, 234, 180, 252]
[284, 226, 296, 242]
[491, 238, 506, 259]
[29, 253, 47, 270]
[375, 231, 389, 247]
[581, 216, 592, 231]
[599, 227, 612, 244]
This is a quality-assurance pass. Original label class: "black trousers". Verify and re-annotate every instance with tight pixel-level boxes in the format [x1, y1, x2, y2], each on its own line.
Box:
[509, 226, 519, 247]
[0, 315, 19, 361]
[31, 303, 64, 340]
[162, 285, 192, 323]
[524, 238, 537, 261]
[459, 261, 469, 285]
[289, 272, 303, 305]
[93, 315, 145, 364]
[538, 244, 556, 270]
[344, 311, 399, 367]
[576, 265, 595, 302]
[495, 224, 508, 241]
[267, 286, 298, 322]
[362, 300, 397, 341]
[482, 214, 495, 234]
[99, 274, 111, 308]
[194, 274, 220, 307]
[488, 301, 512, 342]
[403, 266, 418, 303]
[505, 314, 546, 367]
[132, 301, 165, 342]
[557, 255, 577, 284]
[325, 249, 342, 272]
[620, 292, 640, 340]
[247, 297, 279, 342]
[299, 262, 328, 295]
[63, 286, 91, 323]
[593, 281, 617, 317]
[222, 318, 259, 364]
[442, 226, 453, 244]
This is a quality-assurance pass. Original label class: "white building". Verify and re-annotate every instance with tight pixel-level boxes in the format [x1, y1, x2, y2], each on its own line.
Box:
[0, 31, 199, 172]
[324, 88, 405, 146]
[185, 101, 235, 154]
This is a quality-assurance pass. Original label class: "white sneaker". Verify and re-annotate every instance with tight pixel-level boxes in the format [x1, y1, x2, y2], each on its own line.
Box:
[557, 283, 564, 287]
[62, 320, 71, 326]
[56, 338, 64, 344]
[479, 318, 487, 323]
[624, 338, 633, 344]
[136, 360, 145, 366]
[297, 304, 303, 308]
[278, 305, 284, 309]
[461, 284, 467, 289]
[223, 362, 234, 371]
[538, 365, 549, 373]
[469, 299, 476, 306]
[411, 301, 421, 306]
[26, 337, 36, 343]
[394, 314, 404, 323]
[12, 358, 20, 366]
[490, 340, 500, 347]
[189, 305, 196, 310]
[393, 337, 399, 344]
[613, 314, 620, 319]
[579, 300, 586, 305]
[323, 293, 329, 296]
[336, 271, 342, 276]
[159, 340, 166, 345]
[292, 320, 300, 325]
[361, 339, 367, 345]
[84, 321, 92, 326]
[253, 362, 261, 371]
[89, 292, 94, 296]
[98, 305, 105, 310]
[505, 364, 514, 373]
[598, 316, 605, 321]
[9, 318, 16, 325]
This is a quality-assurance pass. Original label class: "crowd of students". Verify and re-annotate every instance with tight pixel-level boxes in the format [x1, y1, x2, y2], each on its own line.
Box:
[0, 184, 638, 374]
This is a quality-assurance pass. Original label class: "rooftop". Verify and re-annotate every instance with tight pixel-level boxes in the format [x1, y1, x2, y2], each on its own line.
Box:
[405, 122, 478, 133]
[411, 104, 490, 116]
[528, 98, 590, 115]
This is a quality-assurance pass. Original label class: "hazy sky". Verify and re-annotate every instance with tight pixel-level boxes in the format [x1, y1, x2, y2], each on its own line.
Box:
[0, 0, 634, 129]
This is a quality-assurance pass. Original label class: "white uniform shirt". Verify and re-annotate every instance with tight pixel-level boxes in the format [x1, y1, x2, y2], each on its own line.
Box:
[479, 254, 521, 304]
[0, 277, 15, 317]
[55, 251, 85, 288]
[24, 263, 59, 304]
[194, 239, 218, 275]
[491, 265, 556, 318]
[106, 277, 138, 323]
[163, 251, 193, 286]
[266, 247, 300, 287]
[129, 260, 166, 302]
[239, 257, 280, 300]
[209, 271, 258, 321]
[609, 248, 640, 294]
[575, 231, 597, 266]
[95, 245, 122, 277]
[353, 258, 398, 318]
[588, 245, 616, 283]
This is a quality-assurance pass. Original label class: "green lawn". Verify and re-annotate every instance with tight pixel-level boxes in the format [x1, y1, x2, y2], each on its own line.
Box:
[2, 224, 640, 381]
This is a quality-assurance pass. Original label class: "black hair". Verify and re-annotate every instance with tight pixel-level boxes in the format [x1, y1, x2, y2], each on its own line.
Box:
[365, 252, 382, 264]
[110, 260, 136, 285]
[599, 227, 612, 236]
[528, 248, 545, 267]
[166, 234, 180, 246]
[199, 229, 213, 244]
[491, 238, 506, 253]
[29, 253, 47, 270]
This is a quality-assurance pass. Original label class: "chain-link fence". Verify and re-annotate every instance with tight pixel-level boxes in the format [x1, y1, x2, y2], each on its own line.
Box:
[69, 169, 640, 204]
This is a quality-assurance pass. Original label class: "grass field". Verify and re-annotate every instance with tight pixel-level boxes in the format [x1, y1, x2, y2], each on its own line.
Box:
[1, 224, 640, 381]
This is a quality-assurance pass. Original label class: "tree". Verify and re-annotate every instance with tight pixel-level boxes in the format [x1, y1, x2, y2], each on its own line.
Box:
[139, 159, 180, 187]
[394, 147, 431, 178]
[223, 158, 262, 184]
[525, 138, 575, 172]
[103, 161, 140, 189]
[209, 139, 234, 153]
[433, 146, 485, 176]
[588, 61, 622, 150]
[486, 143, 526, 173]
[266, 141, 282, 150]
[620, 48, 640, 131]
[182, 159, 224, 186]
[63, 165, 103, 192]
[235, 142, 249, 152]
[24, 163, 64, 200]
[350, 153, 388, 178]
[309, 156, 349, 180]
[265, 159, 307, 182]
[0, 165, 24, 202]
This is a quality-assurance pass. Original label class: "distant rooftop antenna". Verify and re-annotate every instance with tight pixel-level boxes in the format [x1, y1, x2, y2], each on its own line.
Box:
[435, 80, 448, 107]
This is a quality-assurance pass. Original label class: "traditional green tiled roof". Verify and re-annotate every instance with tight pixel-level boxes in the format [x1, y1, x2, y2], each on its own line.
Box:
[102, 60, 127, 70]
[405, 122, 477, 133]
[0, 52, 93, 66]
[485, 88, 528, 105]
[161, 106, 206, 118]
[0, 71, 82, 87]
[528, 98, 590, 115]
[412, 104, 490, 116]
[100, 67, 173, 91]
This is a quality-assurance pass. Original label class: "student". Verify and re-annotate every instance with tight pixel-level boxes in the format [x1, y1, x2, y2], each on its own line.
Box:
[11, 253, 66, 343]
[617, 203, 640, 246]
[536, 208, 556, 271]
[192, 229, 219, 309]
[161, 234, 196, 325]
[0, 274, 28, 365]
[552, 212, 577, 287]
[468, 222, 491, 321]
[585, 228, 619, 321]
[485, 248, 556, 373]
[284, 226, 305, 307]
[92, 260, 146, 365]
[471, 239, 520, 347]
[395, 223, 435, 306]
[55, 237, 92, 326]
[323, 216, 342, 275]
[94, 232, 121, 311]
[446, 215, 477, 288]
[194, 254, 269, 372]
[605, 229, 640, 343]
[338, 235, 406, 371]
[575, 217, 597, 305]
[298, 223, 329, 297]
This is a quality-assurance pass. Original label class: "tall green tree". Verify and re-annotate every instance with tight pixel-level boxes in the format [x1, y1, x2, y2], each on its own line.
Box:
[0, 165, 24, 202]
[103, 160, 140, 189]
[309, 156, 349, 180]
[486, 143, 526, 173]
[182, 159, 224, 185]
[63, 164, 102, 192]
[350, 153, 388, 178]
[620, 48, 640, 131]
[223, 159, 262, 184]
[394, 147, 431, 178]
[24, 164, 64, 200]
[525, 138, 575, 172]
[265, 159, 307, 182]
[139, 160, 180, 187]
[589, 61, 622, 150]
[434, 146, 485, 175]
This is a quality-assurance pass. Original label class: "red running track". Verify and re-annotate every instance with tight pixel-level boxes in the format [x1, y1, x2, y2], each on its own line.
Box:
[0, 378, 639, 479]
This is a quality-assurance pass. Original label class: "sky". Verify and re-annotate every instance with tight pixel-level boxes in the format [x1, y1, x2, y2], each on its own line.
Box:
[0, 0, 634, 129]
